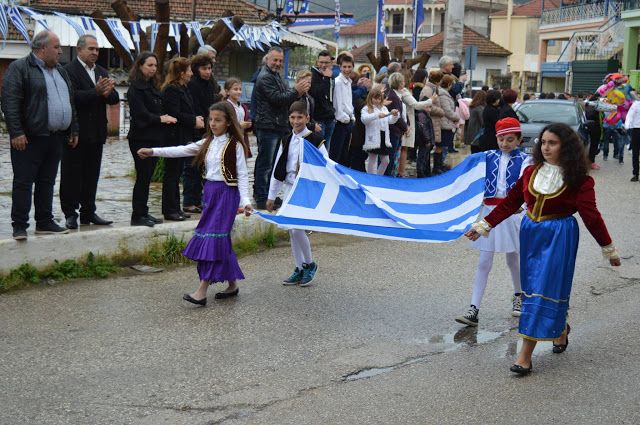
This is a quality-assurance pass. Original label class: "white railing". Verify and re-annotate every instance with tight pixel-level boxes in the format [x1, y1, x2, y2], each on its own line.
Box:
[541, 1, 622, 26]
[557, 17, 625, 62]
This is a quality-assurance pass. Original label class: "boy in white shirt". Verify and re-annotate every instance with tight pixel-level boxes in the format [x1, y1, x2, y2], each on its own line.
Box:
[330, 55, 355, 166]
[267, 101, 328, 286]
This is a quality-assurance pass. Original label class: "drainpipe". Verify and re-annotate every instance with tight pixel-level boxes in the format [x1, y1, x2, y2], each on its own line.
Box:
[565, 69, 571, 93]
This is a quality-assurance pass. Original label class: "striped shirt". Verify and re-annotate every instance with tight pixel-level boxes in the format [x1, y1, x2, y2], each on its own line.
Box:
[32, 54, 72, 132]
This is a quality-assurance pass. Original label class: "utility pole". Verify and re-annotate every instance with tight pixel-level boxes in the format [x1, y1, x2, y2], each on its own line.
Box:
[443, 0, 464, 63]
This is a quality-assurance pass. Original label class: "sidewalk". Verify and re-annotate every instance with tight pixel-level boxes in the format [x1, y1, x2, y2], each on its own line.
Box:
[0, 133, 471, 274]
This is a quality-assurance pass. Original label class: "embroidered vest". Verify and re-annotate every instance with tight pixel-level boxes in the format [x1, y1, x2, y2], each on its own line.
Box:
[484, 149, 529, 197]
[273, 132, 325, 182]
[220, 138, 239, 186]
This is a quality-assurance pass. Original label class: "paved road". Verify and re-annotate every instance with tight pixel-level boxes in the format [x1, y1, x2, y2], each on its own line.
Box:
[1, 151, 639, 424]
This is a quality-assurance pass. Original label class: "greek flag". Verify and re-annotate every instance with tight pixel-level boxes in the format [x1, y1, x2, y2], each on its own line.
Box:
[81, 16, 96, 33]
[412, 0, 424, 51]
[0, 5, 8, 50]
[106, 19, 133, 60]
[53, 12, 85, 38]
[20, 7, 49, 30]
[150, 23, 160, 51]
[8, 7, 30, 46]
[257, 141, 487, 243]
[129, 21, 141, 52]
[188, 21, 204, 46]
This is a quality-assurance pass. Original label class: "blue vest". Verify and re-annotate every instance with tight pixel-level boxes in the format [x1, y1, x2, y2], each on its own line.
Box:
[484, 150, 530, 197]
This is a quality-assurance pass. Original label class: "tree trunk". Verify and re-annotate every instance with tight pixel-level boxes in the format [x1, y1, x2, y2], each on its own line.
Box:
[366, 46, 390, 72]
[405, 52, 430, 70]
[111, 0, 150, 53]
[90, 10, 133, 68]
[203, 11, 244, 55]
[153, 0, 171, 79]
[179, 23, 189, 57]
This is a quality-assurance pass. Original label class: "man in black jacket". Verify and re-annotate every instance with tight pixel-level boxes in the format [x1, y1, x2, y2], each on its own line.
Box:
[1, 30, 79, 240]
[309, 50, 335, 149]
[61, 35, 119, 229]
[253, 46, 308, 209]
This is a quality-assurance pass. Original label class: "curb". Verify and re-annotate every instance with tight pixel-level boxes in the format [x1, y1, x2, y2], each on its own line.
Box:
[0, 213, 284, 274]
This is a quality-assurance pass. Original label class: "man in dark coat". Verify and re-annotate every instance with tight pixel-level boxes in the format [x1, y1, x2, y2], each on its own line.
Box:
[61, 34, 119, 229]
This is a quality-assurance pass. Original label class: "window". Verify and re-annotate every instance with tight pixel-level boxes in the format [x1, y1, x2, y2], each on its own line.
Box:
[392, 14, 404, 34]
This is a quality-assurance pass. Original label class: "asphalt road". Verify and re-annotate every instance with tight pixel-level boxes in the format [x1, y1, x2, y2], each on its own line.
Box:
[1, 156, 639, 424]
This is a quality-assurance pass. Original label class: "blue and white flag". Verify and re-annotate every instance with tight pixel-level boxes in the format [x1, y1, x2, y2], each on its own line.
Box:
[129, 21, 141, 52]
[8, 7, 30, 46]
[81, 16, 97, 33]
[150, 23, 160, 51]
[376, 0, 387, 48]
[0, 5, 9, 50]
[53, 12, 85, 38]
[188, 21, 204, 46]
[106, 19, 132, 60]
[412, 0, 424, 51]
[171, 22, 182, 55]
[257, 141, 487, 243]
[334, 0, 340, 42]
[20, 7, 49, 30]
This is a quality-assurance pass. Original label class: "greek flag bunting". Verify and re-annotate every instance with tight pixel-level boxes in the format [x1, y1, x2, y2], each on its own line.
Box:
[106, 19, 133, 60]
[252, 27, 264, 51]
[150, 23, 160, 51]
[8, 7, 30, 46]
[129, 21, 141, 52]
[188, 21, 204, 46]
[0, 5, 8, 50]
[53, 12, 85, 38]
[256, 141, 487, 243]
[171, 22, 181, 55]
[80, 16, 96, 33]
[20, 7, 49, 30]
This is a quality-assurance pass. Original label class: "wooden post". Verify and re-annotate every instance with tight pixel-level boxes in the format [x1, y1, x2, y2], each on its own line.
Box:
[111, 0, 150, 53]
[153, 0, 171, 79]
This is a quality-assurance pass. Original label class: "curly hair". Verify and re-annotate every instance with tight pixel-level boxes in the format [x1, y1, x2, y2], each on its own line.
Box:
[532, 123, 589, 188]
[428, 70, 444, 85]
[190, 53, 213, 74]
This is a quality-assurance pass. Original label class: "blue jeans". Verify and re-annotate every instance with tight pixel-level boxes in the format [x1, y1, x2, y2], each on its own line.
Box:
[318, 120, 335, 151]
[254, 128, 287, 204]
[441, 130, 455, 164]
[182, 157, 203, 207]
[330, 121, 353, 166]
[602, 128, 621, 160]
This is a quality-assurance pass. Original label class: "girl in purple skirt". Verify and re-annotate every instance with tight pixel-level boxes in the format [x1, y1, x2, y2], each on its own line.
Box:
[138, 101, 253, 306]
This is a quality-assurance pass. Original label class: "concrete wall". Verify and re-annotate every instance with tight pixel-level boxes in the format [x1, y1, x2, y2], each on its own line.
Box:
[491, 16, 540, 74]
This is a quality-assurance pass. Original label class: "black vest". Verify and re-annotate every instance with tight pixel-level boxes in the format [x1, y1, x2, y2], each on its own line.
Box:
[273, 132, 325, 182]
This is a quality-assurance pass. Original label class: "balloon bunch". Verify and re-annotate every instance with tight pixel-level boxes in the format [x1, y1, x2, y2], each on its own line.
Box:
[592, 73, 637, 130]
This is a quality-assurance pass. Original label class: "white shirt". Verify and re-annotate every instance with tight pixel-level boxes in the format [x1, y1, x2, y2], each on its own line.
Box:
[226, 99, 245, 124]
[152, 134, 251, 207]
[268, 128, 329, 200]
[333, 73, 354, 124]
[625, 100, 640, 130]
[495, 152, 533, 198]
[77, 57, 96, 85]
[533, 163, 564, 195]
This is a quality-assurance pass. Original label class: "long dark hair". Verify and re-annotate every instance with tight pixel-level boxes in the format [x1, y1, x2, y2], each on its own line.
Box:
[532, 122, 589, 188]
[192, 101, 248, 169]
[469, 90, 487, 108]
[128, 51, 159, 88]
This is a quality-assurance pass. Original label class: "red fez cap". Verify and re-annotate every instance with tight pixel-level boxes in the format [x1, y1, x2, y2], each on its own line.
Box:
[495, 117, 521, 136]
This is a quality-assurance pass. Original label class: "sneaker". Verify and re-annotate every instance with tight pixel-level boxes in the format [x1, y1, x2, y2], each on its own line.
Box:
[283, 267, 303, 285]
[613, 154, 619, 159]
[12, 228, 27, 240]
[35, 222, 69, 235]
[300, 261, 318, 286]
[619, 159, 624, 164]
[590, 163, 600, 170]
[455, 305, 479, 327]
[512, 294, 523, 317]
[631, 175, 639, 182]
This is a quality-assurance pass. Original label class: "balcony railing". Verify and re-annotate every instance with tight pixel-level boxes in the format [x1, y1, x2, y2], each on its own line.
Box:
[541, 0, 623, 26]
[622, 0, 640, 10]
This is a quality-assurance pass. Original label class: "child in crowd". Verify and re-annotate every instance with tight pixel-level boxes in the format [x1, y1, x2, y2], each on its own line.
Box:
[224, 77, 253, 158]
[456, 118, 532, 327]
[295, 70, 321, 133]
[266, 101, 328, 286]
[331, 55, 355, 166]
[465, 122, 620, 375]
[137, 102, 253, 306]
[361, 88, 399, 175]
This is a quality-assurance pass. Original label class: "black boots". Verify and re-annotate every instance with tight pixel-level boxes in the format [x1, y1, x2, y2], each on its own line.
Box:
[432, 152, 445, 175]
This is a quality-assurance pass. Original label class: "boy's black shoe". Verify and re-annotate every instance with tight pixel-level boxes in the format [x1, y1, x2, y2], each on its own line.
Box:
[12, 228, 27, 240]
[35, 222, 70, 235]
[631, 175, 639, 182]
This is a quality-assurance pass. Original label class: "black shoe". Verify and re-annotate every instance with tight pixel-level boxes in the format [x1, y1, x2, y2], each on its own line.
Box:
[80, 214, 113, 226]
[164, 213, 186, 221]
[131, 216, 155, 227]
[552, 324, 570, 354]
[510, 363, 532, 375]
[65, 216, 78, 229]
[35, 222, 70, 235]
[12, 228, 27, 240]
[179, 211, 191, 219]
[147, 214, 163, 224]
[183, 206, 202, 214]
[450, 148, 459, 153]
[214, 288, 239, 299]
[631, 175, 639, 182]
[183, 294, 207, 306]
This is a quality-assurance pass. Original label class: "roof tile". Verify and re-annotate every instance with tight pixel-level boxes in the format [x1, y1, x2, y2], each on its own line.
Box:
[405, 26, 511, 56]
[351, 38, 411, 63]
[490, 0, 559, 17]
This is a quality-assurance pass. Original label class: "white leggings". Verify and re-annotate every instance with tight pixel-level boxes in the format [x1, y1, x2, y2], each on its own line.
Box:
[290, 229, 313, 269]
[471, 250, 522, 308]
[367, 153, 389, 175]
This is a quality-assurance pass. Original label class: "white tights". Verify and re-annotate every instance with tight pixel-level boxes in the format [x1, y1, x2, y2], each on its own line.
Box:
[471, 250, 522, 308]
[290, 229, 313, 269]
[367, 153, 389, 175]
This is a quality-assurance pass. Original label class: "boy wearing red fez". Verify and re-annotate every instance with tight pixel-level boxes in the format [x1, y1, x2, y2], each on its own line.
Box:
[455, 117, 532, 326]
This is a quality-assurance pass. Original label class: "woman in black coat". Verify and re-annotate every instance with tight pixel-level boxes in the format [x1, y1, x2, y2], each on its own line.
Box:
[161, 57, 205, 221]
[479, 90, 502, 152]
[498, 88, 519, 120]
[127, 52, 177, 227]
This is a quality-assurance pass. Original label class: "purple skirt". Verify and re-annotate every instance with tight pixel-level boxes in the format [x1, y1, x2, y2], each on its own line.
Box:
[183, 181, 244, 283]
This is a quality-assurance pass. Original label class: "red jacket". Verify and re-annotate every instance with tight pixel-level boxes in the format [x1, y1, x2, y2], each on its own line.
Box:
[484, 164, 612, 247]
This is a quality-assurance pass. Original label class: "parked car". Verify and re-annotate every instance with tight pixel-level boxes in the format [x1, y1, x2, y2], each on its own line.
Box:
[515, 99, 591, 153]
